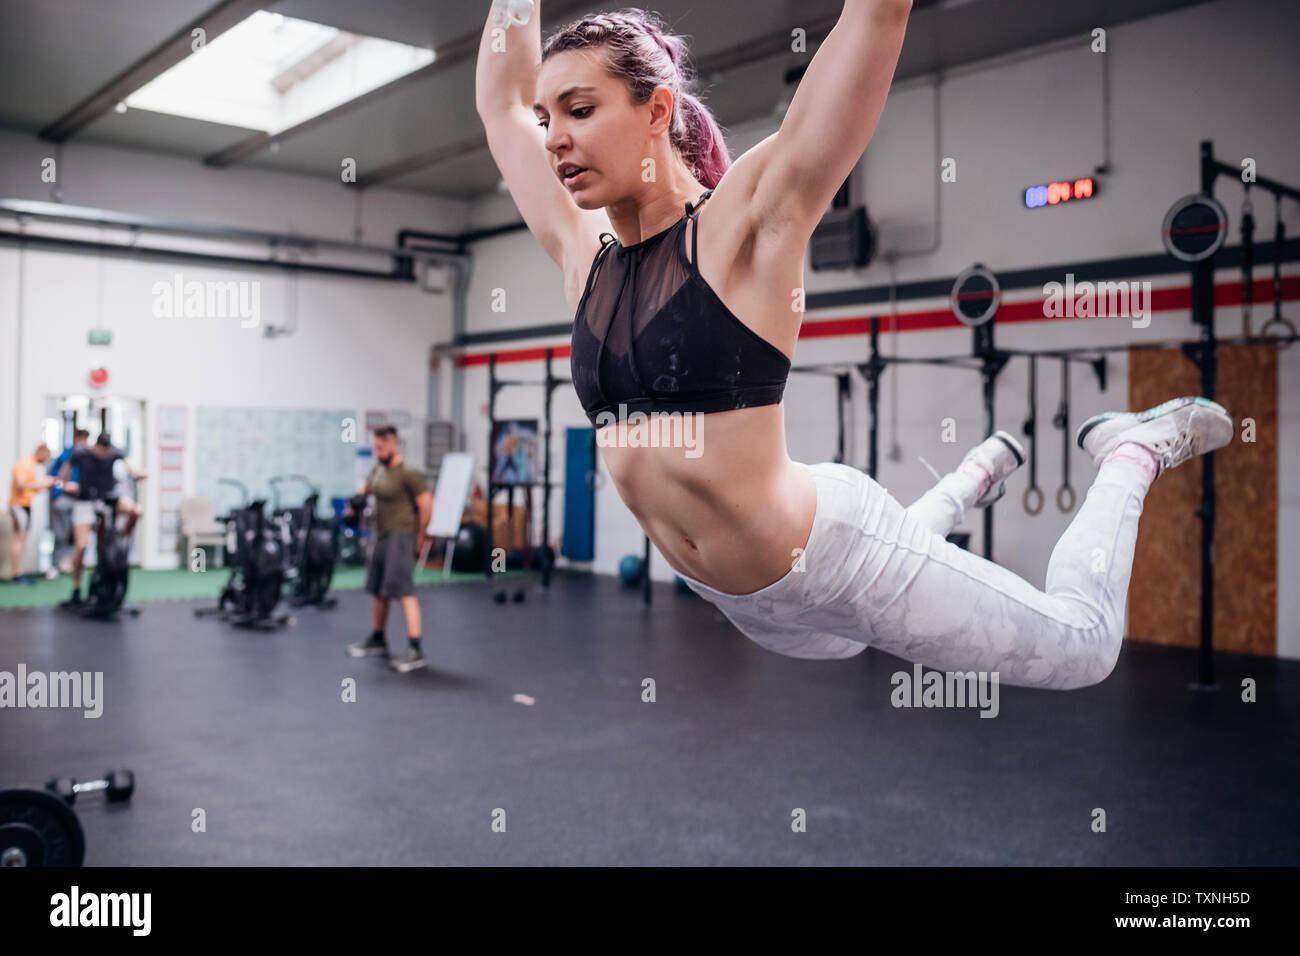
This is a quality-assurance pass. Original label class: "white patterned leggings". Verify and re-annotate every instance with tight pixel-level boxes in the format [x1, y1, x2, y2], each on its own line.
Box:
[678, 452, 1155, 690]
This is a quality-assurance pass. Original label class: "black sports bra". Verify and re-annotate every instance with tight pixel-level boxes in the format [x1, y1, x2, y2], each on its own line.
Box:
[570, 189, 792, 428]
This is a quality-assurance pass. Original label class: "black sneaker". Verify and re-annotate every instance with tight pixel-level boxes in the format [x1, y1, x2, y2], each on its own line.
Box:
[60, 591, 84, 608]
[388, 647, 426, 673]
[346, 634, 388, 658]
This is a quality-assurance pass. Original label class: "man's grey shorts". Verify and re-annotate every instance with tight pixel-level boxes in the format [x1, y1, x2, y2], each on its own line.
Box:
[366, 532, 416, 598]
[10, 505, 30, 534]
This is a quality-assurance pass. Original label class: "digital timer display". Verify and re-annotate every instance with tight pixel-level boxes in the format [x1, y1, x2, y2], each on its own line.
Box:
[1024, 177, 1096, 209]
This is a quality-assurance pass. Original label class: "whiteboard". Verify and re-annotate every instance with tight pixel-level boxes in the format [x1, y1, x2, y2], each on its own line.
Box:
[195, 407, 358, 509]
[427, 452, 474, 538]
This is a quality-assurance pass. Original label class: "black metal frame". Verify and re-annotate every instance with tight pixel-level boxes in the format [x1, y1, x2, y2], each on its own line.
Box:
[485, 349, 569, 592]
[673, 323, 1102, 597]
[848, 139, 1299, 690]
[1180, 140, 1299, 688]
[787, 365, 856, 465]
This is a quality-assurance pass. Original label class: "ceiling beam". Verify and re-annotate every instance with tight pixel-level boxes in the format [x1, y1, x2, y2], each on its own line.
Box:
[271, 33, 357, 95]
[356, 136, 488, 189]
[39, 0, 274, 143]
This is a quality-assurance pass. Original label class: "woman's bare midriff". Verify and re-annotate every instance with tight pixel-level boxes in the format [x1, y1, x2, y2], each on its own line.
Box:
[596, 403, 818, 595]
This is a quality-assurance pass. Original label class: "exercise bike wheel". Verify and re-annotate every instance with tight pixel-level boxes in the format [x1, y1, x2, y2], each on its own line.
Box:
[85, 569, 127, 617]
[252, 574, 284, 620]
[310, 564, 335, 604]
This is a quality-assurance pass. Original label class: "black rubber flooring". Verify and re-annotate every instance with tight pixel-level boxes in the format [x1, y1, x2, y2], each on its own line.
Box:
[2, 573, 1297, 865]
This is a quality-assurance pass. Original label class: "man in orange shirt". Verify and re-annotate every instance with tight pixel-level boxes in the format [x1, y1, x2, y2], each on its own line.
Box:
[8, 444, 55, 584]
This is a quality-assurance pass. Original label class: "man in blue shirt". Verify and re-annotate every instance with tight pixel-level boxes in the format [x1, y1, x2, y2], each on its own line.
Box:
[58, 433, 146, 606]
[46, 428, 88, 579]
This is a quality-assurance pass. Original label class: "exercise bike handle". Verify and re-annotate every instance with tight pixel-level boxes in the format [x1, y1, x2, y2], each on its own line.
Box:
[217, 478, 250, 506]
[287, 474, 318, 493]
[269, 474, 318, 510]
[267, 476, 284, 512]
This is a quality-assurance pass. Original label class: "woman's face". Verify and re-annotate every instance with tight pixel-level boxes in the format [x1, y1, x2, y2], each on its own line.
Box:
[535, 51, 664, 209]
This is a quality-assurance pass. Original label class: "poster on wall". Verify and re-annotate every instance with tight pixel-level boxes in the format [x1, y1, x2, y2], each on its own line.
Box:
[157, 405, 186, 559]
[159, 406, 185, 445]
[491, 419, 538, 486]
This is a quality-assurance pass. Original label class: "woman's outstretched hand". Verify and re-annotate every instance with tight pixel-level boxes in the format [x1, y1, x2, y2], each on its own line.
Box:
[490, 0, 534, 30]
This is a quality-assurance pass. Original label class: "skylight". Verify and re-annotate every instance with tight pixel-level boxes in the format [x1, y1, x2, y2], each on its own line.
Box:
[124, 10, 435, 135]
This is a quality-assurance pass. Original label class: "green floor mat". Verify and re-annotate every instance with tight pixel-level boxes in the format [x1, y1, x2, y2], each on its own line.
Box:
[0, 565, 547, 610]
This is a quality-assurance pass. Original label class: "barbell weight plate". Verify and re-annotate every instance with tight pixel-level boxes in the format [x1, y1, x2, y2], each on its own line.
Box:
[1161, 193, 1228, 263]
[0, 788, 85, 867]
[0, 822, 44, 866]
[950, 265, 1001, 327]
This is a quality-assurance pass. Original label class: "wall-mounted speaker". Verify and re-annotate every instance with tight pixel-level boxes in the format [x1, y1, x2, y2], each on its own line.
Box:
[809, 205, 874, 271]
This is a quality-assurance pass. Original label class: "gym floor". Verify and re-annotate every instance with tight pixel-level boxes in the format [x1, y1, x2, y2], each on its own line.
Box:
[3, 575, 1296, 866]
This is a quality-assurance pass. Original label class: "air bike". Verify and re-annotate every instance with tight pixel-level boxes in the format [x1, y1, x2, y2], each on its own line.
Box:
[193, 479, 288, 629]
[269, 474, 339, 611]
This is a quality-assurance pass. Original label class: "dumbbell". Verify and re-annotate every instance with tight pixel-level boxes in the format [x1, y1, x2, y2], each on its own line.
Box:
[45, 769, 135, 806]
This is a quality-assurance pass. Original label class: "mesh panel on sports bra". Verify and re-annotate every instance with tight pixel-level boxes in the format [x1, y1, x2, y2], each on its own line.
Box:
[581, 220, 689, 363]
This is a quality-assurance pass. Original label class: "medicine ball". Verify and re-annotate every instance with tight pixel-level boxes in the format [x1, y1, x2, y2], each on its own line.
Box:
[451, 522, 488, 572]
[618, 554, 643, 586]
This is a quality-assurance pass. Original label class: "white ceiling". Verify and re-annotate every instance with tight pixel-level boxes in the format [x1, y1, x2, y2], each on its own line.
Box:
[0, 0, 1214, 199]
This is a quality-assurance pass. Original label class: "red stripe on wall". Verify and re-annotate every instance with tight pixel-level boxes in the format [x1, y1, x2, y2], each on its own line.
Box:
[458, 346, 569, 367]
[455, 274, 1300, 367]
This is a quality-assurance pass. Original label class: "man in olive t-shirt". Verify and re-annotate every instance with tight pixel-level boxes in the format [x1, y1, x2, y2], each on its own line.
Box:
[346, 425, 432, 672]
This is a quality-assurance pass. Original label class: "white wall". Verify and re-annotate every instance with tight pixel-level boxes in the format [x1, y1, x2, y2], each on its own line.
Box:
[0, 126, 468, 241]
[0, 128, 464, 569]
[460, 0, 1300, 656]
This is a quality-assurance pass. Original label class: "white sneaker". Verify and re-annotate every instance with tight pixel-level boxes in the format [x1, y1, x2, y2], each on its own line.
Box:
[1076, 396, 1234, 477]
[959, 430, 1026, 508]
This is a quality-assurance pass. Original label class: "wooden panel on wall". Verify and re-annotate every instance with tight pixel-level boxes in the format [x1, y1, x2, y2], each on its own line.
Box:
[1128, 344, 1277, 655]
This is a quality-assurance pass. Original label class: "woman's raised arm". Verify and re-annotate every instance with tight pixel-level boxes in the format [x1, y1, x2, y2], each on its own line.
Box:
[475, 0, 606, 273]
[748, 0, 912, 238]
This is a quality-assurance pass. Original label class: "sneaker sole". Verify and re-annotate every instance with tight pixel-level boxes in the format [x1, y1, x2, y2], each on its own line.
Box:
[991, 430, 1026, 467]
[1078, 397, 1233, 471]
[346, 648, 388, 658]
[389, 661, 427, 673]
[1076, 397, 1226, 451]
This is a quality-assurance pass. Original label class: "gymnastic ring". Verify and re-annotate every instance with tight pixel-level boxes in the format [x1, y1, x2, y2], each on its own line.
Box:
[1261, 315, 1296, 350]
[1022, 485, 1044, 516]
[1056, 484, 1077, 513]
[585, 469, 605, 491]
